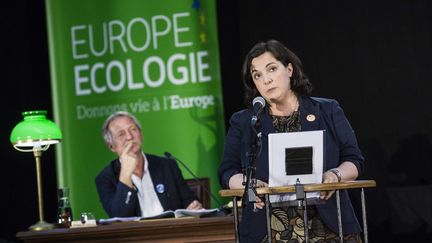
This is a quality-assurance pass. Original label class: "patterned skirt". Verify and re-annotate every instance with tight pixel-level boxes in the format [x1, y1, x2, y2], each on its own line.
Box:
[260, 206, 362, 243]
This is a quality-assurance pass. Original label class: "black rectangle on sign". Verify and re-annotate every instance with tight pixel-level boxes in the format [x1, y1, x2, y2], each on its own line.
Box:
[285, 146, 313, 175]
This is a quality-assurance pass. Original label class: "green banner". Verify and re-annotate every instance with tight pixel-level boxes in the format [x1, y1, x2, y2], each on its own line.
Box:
[45, 0, 225, 218]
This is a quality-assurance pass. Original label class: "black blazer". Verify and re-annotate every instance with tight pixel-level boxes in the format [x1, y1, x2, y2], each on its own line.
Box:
[218, 96, 364, 241]
[95, 153, 197, 217]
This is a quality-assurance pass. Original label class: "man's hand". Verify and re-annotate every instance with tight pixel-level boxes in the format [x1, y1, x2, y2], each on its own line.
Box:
[119, 142, 137, 188]
[186, 200, 203, 210]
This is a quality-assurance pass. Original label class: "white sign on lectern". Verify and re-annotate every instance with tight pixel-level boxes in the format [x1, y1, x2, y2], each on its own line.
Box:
[268, 130, 324, 203]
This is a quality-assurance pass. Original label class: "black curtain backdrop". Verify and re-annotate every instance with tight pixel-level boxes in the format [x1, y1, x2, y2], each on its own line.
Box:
[1, 1, 432, 242]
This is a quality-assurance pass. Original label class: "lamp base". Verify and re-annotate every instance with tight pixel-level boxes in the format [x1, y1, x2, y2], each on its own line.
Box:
[29, 220, 54, 231]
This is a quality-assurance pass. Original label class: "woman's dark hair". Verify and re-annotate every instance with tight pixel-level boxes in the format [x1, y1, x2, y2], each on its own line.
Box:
[242, 40, 312, 107]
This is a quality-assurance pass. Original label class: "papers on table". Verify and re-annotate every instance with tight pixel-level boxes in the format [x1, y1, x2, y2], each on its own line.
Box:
[98, 208, 220, 225]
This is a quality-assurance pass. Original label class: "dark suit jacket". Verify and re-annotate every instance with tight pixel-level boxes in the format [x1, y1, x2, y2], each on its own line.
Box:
[218, 96, 364, 242]
[95, 153, 197, 217]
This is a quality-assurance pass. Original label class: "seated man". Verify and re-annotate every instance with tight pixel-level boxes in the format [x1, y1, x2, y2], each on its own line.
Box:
[95, 111, 202, 218]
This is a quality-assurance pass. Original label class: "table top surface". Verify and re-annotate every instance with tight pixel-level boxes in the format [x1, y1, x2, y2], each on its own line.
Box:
[17, 215, 235, 239]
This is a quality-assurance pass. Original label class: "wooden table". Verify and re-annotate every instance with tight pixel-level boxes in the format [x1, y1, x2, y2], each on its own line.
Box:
[17, 216, 235, 243]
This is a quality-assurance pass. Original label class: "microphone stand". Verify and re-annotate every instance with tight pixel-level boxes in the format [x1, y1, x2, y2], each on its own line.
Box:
[243, 115, 262, 212]
[164, 152, 227, 212]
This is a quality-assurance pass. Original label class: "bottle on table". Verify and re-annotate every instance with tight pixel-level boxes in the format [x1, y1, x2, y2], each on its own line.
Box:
[57, 187, 73, 227]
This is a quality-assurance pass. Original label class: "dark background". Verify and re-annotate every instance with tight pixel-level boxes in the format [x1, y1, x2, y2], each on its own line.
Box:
[1, 1, 432, 242]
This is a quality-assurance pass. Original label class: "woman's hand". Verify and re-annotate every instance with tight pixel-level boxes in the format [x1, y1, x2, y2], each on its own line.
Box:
[320, 170, 340, 200]
[254, 179, 267, 209]
[229, 174, 267, 209]
[320, 161, 359, 200]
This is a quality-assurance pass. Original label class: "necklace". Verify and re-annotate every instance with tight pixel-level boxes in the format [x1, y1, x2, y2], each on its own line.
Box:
[271, 110, 301, 132]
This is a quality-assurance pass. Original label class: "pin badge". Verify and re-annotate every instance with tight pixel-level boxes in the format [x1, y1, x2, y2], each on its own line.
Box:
[156, 184, 165, 194]
[306, 114, 316, 122]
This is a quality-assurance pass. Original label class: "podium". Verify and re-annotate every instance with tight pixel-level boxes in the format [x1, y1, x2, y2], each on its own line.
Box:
[219, 180, 376, 243]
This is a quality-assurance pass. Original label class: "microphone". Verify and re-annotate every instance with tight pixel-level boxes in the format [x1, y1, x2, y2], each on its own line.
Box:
[251, 96, 265, 130]
[252, 96, 265, 116]
[164, 152, 225, 210]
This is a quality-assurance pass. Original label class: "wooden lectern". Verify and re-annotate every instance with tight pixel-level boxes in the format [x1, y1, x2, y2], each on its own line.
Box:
[219, 180, 376, 243]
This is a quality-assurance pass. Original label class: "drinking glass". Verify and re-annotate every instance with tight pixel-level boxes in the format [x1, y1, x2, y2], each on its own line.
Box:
[80, 212, 96, 225]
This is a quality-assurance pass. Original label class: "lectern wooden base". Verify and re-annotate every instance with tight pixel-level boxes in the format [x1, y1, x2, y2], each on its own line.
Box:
[219, 180, 377, 243]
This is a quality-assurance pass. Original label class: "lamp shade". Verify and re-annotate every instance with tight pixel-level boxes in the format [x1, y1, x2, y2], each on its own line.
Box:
[10, 110, 62, 147]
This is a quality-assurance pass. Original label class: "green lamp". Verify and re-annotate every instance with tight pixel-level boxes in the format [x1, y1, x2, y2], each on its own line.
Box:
[10, 110, 62, 231]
